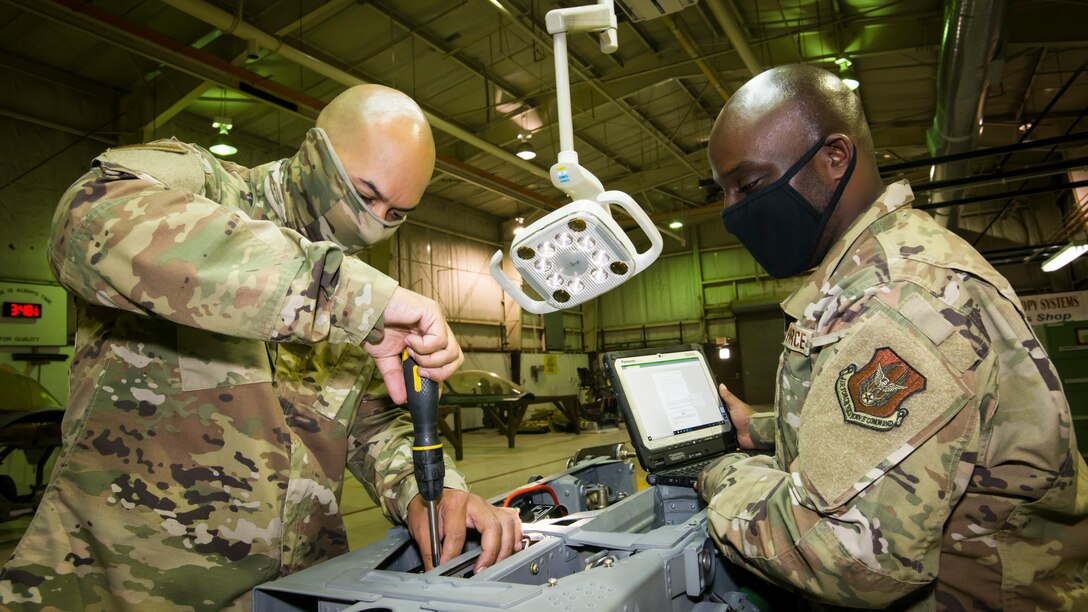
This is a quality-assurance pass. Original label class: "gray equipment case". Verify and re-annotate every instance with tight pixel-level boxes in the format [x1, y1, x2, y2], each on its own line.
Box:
[254, 445, 760, 611]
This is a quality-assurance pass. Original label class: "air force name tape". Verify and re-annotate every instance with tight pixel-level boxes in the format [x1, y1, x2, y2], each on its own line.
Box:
[784, 322, 814, 356]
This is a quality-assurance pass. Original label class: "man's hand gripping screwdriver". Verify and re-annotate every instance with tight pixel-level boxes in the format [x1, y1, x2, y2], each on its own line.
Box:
[402, 351, 444, 569]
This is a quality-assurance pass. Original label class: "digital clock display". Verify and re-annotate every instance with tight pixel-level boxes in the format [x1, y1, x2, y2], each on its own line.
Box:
[3, 302, 42, 319]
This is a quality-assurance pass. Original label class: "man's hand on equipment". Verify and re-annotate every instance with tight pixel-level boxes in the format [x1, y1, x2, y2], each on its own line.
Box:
[719, 384, 755, 449]
[407, 490, 523, 572]
[366, 287, 464, 404]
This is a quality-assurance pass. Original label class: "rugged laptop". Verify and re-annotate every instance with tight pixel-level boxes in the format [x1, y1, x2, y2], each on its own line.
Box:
[603, 344, 739, 487]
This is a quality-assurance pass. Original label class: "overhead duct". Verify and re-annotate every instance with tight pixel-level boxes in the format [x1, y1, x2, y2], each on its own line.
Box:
[704, 0, 761, 78]
[926, 0, 1007, 229]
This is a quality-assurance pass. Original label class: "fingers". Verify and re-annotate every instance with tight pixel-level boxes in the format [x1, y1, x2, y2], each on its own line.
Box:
[406, 495, 437, 571]
[720, 384, 755, 450]
[374, 288, 463, 383]
[719, 383, 738, 405]
[467, 499, 522, 573]
[375, 354, 407, 405]
[720, 384, 752, 416]
[439, 493, 469, 567]
[406, 322, 461, 378]
[408, 491, 524, 574]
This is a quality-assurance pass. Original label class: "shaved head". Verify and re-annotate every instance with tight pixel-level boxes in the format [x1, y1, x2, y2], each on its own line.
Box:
[708, 64, 884, 260]
[315, 84, 435, 220]
[711, 64, 873, 168]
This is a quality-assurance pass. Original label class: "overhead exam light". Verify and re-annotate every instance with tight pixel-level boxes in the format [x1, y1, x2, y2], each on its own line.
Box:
[209, 116, 237, 157]
[1042, 241, 1088, 272]
[490, 0, 663, 314]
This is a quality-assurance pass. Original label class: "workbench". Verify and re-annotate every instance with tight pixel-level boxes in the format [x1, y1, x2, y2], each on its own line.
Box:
[438, 394, 582, 460]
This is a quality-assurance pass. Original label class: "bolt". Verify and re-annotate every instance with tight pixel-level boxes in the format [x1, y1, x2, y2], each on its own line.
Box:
[548, 577, 559, 587]
[530, 562, 540, 575]
[603, 557, 614, 568]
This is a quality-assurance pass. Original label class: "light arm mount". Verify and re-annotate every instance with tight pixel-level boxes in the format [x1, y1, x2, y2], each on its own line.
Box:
[490, 0, 664, 315]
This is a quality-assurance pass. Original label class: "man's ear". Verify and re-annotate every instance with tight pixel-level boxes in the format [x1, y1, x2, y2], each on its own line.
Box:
[820, 134, 853, 181]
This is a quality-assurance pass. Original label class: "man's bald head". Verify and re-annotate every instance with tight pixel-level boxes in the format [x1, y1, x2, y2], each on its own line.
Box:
[315, 84, 435, 221]
[708, 64, 885, 270]
[712, 64, 873, 164]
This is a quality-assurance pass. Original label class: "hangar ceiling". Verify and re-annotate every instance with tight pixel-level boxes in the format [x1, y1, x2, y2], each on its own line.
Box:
[0, 0, 1086, 267]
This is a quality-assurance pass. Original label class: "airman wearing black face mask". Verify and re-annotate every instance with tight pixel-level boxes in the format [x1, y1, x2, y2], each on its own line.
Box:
[698, 64, 1088, 610]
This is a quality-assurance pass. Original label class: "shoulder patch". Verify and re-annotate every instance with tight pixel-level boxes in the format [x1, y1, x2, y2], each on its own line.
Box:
[836, 347, 927, 431]
[797, 306, 973, 510]
[96, 142, 206, 195]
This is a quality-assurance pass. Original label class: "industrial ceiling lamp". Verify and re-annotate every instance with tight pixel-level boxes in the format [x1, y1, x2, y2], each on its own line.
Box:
[490, 0, 663, 314]
[1042, 241, 1088, 272]
[515, 134, 537, 160]
[835, 57, 860, 91]
[209, 116, 237, 156]
[668, 220, 683, 230]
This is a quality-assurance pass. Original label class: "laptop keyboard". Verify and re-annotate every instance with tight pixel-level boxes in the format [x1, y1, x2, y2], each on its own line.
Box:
[663, 457, 716, 477]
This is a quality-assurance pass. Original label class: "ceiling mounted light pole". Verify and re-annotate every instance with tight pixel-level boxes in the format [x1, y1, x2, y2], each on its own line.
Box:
[489, 0, 663, 315]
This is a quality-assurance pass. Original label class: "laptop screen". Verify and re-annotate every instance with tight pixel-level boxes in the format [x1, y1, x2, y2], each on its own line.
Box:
[611, 348, 727, 451]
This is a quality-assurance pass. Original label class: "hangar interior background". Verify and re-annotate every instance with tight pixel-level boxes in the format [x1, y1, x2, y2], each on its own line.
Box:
[0, 0, 1086, 478]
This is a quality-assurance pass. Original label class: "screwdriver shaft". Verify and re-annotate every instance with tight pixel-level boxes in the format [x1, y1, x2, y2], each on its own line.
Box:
[427, 499, 440, 568]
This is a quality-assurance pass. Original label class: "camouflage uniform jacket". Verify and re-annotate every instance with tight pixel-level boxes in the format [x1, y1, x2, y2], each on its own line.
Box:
[699, 181, 1088, 610]
[0, 140, 467, 611]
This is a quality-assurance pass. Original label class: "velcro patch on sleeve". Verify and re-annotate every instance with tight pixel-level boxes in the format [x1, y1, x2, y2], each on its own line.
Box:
[797, 305, 973, 511]
[97, 144, 206, 194]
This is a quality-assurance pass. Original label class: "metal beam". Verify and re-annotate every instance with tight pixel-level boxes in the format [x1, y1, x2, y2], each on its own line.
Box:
[163, 0, 551, 180]
[879, 130, 1088, 174]
[7, 0, 568, 215]
[915, 179, 1088, 211]
[0, 105, 115, 145]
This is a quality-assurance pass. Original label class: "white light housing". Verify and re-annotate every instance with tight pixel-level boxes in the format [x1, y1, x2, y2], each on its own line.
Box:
[718, 347, 731, 360]
[1042, 242, 1088, 272]
[491, 194, 662, 314]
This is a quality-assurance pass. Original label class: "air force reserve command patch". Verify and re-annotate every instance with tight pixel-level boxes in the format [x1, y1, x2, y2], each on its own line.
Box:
[836, 347, 926, 431]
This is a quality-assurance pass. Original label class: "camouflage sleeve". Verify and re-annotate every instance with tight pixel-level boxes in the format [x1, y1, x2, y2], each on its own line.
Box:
[747, 411, 776, 449]
[346, 396, 468, 523]
[699, 287, 981, 607]
[48, 164, 395, 345]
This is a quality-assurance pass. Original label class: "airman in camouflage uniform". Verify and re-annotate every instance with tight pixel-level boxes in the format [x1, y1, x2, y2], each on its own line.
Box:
[699, 65, 1088, 610]
[0, 84, 521, 610]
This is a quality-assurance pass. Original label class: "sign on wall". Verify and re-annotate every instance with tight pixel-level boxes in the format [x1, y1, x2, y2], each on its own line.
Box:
[0, 281, 68, 346]
[543, 355, 559, 375]
[1021, 290, 1088, 325]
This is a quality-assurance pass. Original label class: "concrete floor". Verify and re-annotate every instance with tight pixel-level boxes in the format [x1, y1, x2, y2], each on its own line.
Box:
[0, 425, 641, 561]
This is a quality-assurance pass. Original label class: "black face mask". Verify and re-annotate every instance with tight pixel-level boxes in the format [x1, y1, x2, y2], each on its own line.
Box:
[721, 136, 856, 279]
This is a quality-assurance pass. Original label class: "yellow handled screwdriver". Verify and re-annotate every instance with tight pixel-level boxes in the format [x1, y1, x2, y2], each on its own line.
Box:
[402, 351, 444, 569]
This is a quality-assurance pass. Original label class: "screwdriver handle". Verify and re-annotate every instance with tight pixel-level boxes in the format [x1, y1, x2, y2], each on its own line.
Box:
[402, 352, 445, 504]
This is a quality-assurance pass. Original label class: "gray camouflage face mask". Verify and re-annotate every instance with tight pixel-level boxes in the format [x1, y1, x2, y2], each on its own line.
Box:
[281, 127, 405, 254]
